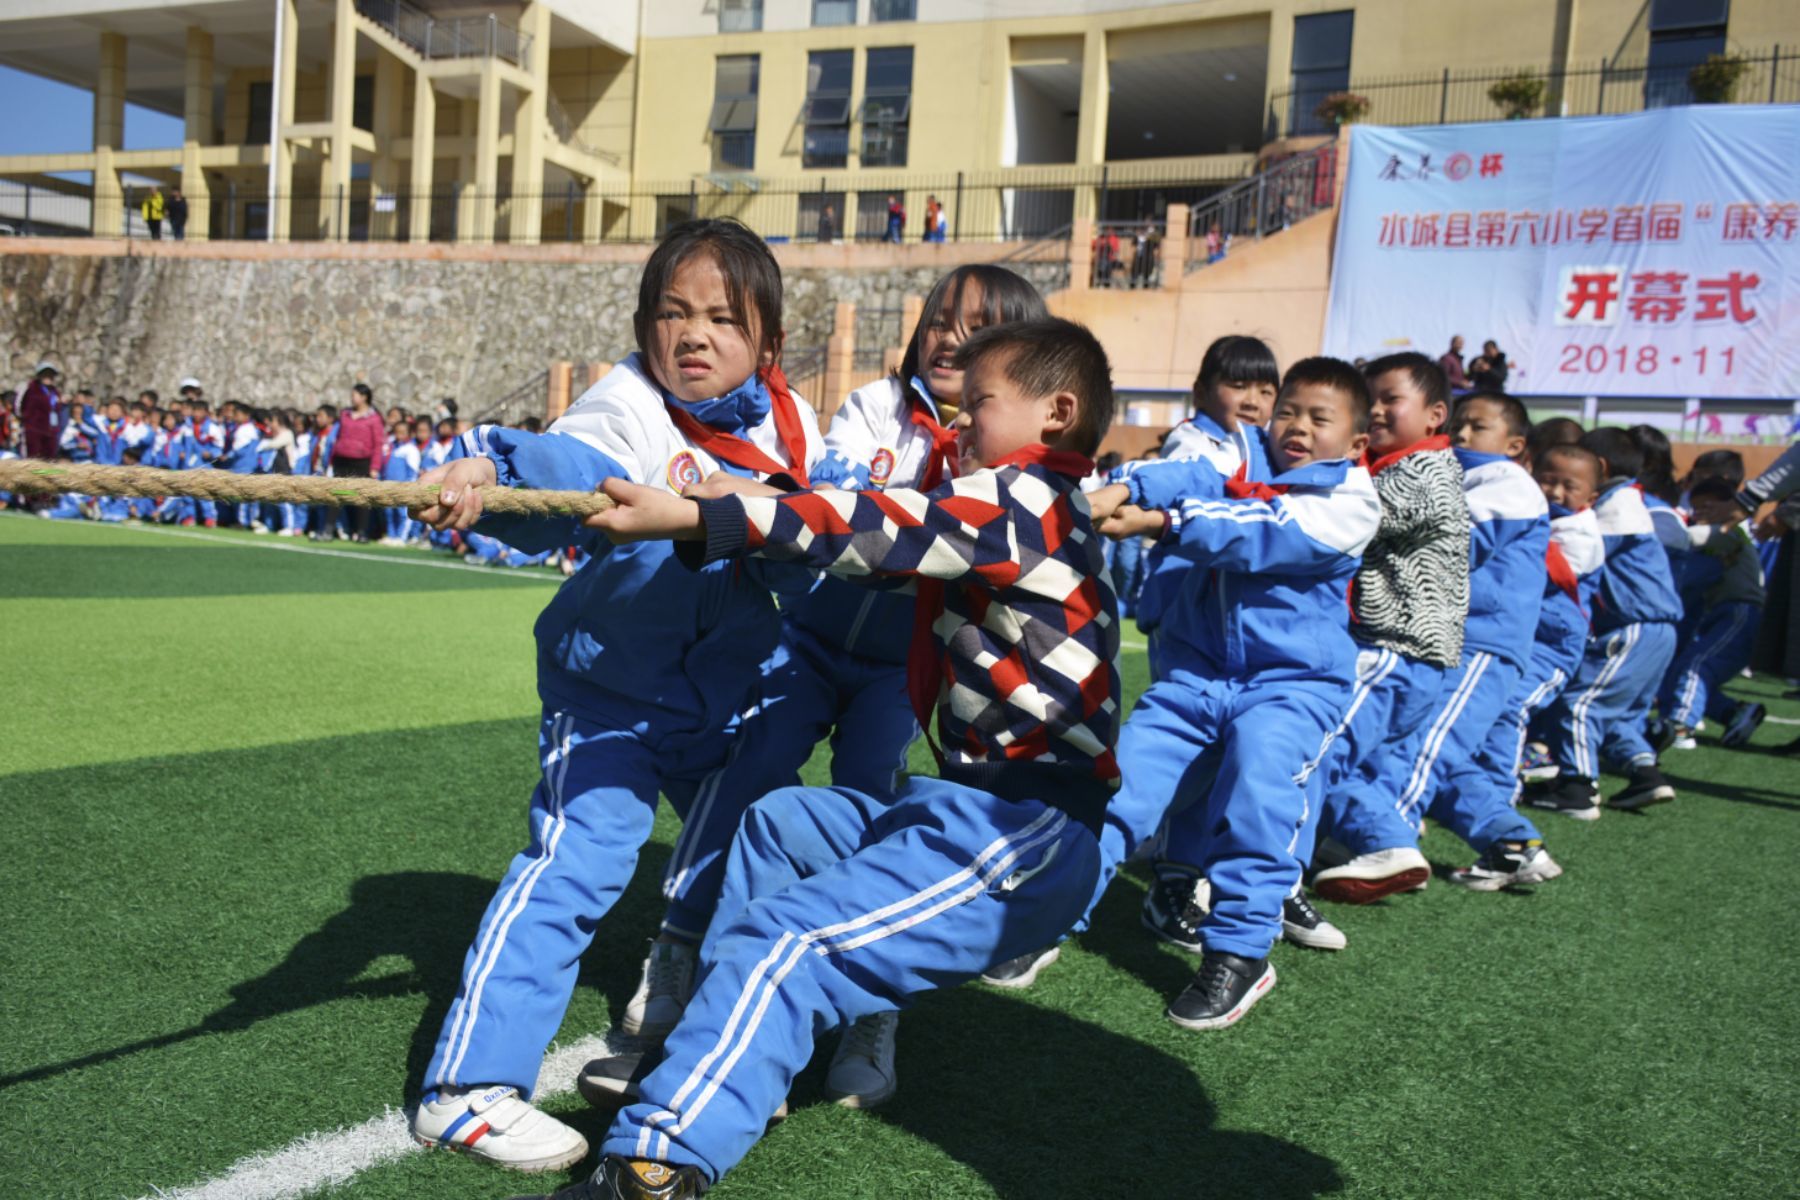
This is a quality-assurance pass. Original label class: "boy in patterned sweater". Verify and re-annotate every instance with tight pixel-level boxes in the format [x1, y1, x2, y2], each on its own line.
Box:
[535, 318, 1119, 1200]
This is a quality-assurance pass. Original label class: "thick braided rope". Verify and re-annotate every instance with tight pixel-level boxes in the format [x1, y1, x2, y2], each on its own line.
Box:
[0, 459, 613, 517]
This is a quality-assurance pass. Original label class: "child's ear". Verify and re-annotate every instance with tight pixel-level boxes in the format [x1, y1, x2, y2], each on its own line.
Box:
[1505, 433, 1528, 461]
[1042, 390, 1079, 437]
[1347, 430, 1371, 462]
[761, 329, 785, 372]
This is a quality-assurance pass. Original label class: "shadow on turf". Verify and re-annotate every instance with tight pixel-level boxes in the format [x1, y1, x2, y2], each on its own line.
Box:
[1657, 761, 1800, 812]
[0, 842, 677, 1097]
[0, 544, 550, 598]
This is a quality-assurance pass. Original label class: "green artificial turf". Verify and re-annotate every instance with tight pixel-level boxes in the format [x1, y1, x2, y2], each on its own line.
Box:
[1, 512, 1796, 1199]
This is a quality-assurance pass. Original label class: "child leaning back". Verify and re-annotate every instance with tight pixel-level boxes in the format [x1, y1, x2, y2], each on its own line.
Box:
[405, 219, 822, 1173]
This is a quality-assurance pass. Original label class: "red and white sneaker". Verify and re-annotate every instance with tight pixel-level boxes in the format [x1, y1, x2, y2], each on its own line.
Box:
[413, 1084, 588, 1172]
[1311, 846, 1430, 904]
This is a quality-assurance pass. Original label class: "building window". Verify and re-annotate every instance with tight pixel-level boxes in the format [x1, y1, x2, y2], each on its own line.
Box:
[871, 0, 916, 20]
[1288, 10, 1354, 136]
[802, 49, 854, 168]
[812, 0, 856, 26]
[246, 80, 272, 144]
[710, 54, 760, 172]
[1645, 0, 1730, 108]
[718, 0, 762, 33]
[860, 46, 913, 167]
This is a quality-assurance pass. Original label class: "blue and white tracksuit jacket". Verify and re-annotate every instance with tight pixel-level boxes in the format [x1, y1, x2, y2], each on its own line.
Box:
[423, 356, 823, 1099]
[604, 452, 1118, 1185]
[1661, 523, 1764, 730]
[1486, 504, 1605, 809]
[1079, 455, 1380, 955]
[1335, 451, 1549, 854]
[380, 438, 425, 541]
[1112, 414, 1266, 675]
[655, 375, 935, 941]
[1544, 481, 1684, 777]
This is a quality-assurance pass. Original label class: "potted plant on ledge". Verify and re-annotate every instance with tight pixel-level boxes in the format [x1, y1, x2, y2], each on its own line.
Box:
[1315, 92, 1372, 127]
[1688, 53, 1748, 104]
[1488, 71, 1547, 119]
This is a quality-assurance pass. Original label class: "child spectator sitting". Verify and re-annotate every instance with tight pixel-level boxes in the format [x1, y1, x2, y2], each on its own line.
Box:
[1659, 477, 1766, 749]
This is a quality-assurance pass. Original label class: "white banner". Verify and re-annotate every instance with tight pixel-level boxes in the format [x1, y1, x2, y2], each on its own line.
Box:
[1322, 106, 1800, 399]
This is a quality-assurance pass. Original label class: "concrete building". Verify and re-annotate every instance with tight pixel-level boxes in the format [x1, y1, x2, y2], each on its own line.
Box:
[0, 0, 1792, 243]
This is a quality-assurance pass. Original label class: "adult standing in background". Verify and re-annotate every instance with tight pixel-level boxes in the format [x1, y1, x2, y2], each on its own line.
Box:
[1438, 334, 1470, 391]
[817, 203, 837, 244]
[20, 361, 62, 460]
[168, 189, 189, 240]
[331, 382, 388, 543]
[1738, 442, 1800, 689]
[141, 187, 165, 240]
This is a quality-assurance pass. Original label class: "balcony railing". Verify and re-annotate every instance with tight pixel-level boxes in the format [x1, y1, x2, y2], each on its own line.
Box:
[356, 0, 531, 66]
[1267, 48, 1799, 137]
[1186, 145, 1337, 271]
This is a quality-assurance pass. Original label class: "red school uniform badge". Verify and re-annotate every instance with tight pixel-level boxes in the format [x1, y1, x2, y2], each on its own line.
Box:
[666, 450, 705, 492]
[870, 447, 897, 488]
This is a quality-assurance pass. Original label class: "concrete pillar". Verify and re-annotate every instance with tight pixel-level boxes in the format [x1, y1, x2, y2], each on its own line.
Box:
[456, 97, 478, 242]
[273, 0, 299, 240]
[1072, 28, 1109, 221]
[472, 62, 502, 244]
[323, 0, 357, 240]
[1160, 203, 1188, 292]
[820, 301, 857, 422]
[182, 27, 214, 240]
[1069, 215, 1094, 294]
[408, 68, 436, 243]
[511, 1, 551, 245]
[547, 361, 573, 423]
[370, 51, 405, 239]
[93, 32, 126, 236]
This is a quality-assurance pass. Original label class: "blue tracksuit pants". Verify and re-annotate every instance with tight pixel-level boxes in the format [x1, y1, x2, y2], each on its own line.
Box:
[657, 618, 917, 941]
[1079, 667, 1345, 958]
[423, 708, 738, 1097]
[1398, 651, 1542, 851]
[1499, 640, 1577, 806]
[604, 779, 1098, 1184]
[1544, 620, 1679, 778]
[1312, 648, 1447, 860]
[1112, 534, 1146, 618]
[1661, 601, 1761, 729]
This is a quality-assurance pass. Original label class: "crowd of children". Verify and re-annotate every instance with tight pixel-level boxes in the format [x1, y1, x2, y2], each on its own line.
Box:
[6, 218, 1788, 1200]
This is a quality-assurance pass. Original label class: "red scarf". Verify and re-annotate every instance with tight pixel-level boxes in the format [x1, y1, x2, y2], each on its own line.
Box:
[906, 442, 1095, 758]
[662, 364, 810, 486]
[907, 388, 960, 491]
[1222, 460, 1291, 503]
[1363, 433, 1451, 476]
[1546, 541, 1583, 614]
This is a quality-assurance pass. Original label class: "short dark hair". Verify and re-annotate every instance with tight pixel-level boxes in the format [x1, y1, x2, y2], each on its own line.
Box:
[1688, 449, 1745, 488]
[1363, 351, 1449, 414]
[352, 382, 374, 402]
[952, 317, 1115, 456]
[1687, 476, 1737, 504]
[634, 218, 784, 366]
[520, 416, 544, 433]
[899, 265, 1048, 386]
[1537, 443, 1601, 485]
[1527, 416, 1585, 461]
[1280, 356, 1372, 433]
[1195, 335, 1280, 397]
[316, 403, 339, 421]
[1454, 390, 1530, 438]
[1580, 426, 1641, 480]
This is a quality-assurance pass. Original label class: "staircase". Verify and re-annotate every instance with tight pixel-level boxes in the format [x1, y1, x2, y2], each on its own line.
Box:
[1185, 145, 1338, 273]
[355, 0, 531, 66]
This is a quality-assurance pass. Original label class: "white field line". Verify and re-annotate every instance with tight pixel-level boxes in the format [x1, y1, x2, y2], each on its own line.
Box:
[2, 512, 557, 582]
[137, 1033, 616, 1200]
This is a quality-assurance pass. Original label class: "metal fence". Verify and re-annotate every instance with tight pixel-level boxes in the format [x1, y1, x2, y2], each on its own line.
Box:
[1268, 50, 1800, 137]
[355, 0, 531, 65]
[4, 161, 1256, 246]
[1186, 145, 1337, 271]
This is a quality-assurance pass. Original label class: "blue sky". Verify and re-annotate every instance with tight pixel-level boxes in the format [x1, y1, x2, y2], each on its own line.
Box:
[0, 63, 185, 159]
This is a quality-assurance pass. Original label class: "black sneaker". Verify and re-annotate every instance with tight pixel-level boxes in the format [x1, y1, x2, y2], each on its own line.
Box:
[1448, 841, 1564, 891]
[1646, 717, 1677, 754]
[1280, 892, 1346, 951]
[600, 1157, 707, 1200]
[1141, 872, 1210, 953]
[1721, 702, 1767, 748]
[1610, 765, 1676, 811]
[1166, 952, 1277, 1031]
[980, 944, 1061, 989]
[577, 1050, 657, 1108]
[1523, 775, 1602, 821]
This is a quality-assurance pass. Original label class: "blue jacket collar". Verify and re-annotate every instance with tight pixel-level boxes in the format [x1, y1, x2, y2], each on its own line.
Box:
[1271, 457, 1353, 487]
[907, 374, 945, 420]
[631, 351, 769, 435]
[1452, 446, 1509, 470]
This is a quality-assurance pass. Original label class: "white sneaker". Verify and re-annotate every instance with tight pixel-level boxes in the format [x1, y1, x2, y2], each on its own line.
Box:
[620, 941, 696, 1040]
[823, 1011, 898, 1109]
[1312, 846, 1431, 905]
[413, 1084, 587, 1172]
[1670, 734, 1698, 751]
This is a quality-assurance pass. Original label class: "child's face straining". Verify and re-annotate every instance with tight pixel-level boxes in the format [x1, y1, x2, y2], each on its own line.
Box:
[1535, 455, 1599, 511]
[647, 254, 770, 405]
[917, 280, 991, 406]
[953, 353, 1075, 472]
[1268, 383, 1368, 472]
